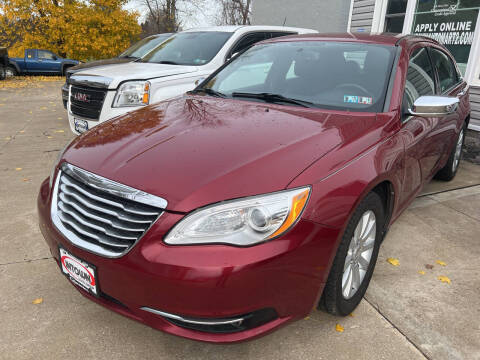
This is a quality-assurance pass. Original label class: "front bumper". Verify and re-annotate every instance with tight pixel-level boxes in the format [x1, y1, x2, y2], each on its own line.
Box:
[61, 83, 68, 109]
[67, 90, 142, 135]
[38, 178, 340, 342]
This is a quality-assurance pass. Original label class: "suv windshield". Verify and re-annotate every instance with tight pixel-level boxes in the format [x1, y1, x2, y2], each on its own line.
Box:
[202, 41, 396, 112]
[119, 34, 172, 59]
[141, 31, 233, 66]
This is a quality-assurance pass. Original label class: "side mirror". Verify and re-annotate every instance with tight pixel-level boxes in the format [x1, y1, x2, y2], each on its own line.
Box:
[408, 95, 459, 117]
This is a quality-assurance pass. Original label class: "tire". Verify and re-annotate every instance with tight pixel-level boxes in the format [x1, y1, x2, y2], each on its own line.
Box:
[435, 123, 466, 181]
[320, 191, 385, 316]
[5, 66, 17, 77]
[0, 67, 5, 80]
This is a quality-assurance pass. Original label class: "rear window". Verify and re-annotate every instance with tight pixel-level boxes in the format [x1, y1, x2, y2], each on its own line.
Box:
[204, 41, 396, 112]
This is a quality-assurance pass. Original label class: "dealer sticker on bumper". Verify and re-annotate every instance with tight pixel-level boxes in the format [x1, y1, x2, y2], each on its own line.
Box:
[59, 247, 98, 296]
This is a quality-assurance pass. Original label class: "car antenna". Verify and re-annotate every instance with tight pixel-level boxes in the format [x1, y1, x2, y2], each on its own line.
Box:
[283, 17, 287, 26]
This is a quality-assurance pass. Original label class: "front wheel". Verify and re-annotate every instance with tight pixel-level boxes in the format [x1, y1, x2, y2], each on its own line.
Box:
[435, 124, 466, 181]
[320, 191, 385, 316]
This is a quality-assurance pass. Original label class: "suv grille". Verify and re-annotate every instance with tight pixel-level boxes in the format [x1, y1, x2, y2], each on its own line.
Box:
[70, 85, 107, 120]
[51, 163, 167, 257]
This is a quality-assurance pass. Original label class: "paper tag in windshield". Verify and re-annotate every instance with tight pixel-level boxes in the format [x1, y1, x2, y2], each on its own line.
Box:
[344, 95, 372, 105]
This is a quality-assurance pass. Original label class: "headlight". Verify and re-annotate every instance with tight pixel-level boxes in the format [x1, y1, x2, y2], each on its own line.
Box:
[164, 187, 310, 246]
[113, 81, 150, 107]
[49, 138, 74, 188]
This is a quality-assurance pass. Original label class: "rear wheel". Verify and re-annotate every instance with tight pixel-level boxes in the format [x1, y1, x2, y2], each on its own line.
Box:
[5, 66, 17, 77]
[320, 192, 385, 315]
[435, 124, 466, 181]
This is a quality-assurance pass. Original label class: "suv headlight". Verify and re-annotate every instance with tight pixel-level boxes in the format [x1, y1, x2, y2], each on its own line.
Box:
[164, 187, 310, 246]
[113, 81, 150, 107]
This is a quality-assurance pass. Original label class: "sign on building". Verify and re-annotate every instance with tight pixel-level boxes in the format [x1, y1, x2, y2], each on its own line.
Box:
[412, 0, 480, 75]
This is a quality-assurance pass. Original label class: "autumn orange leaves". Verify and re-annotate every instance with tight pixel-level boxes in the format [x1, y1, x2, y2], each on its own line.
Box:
[0, 0, 141, 61]
[386, 256, 452, 284]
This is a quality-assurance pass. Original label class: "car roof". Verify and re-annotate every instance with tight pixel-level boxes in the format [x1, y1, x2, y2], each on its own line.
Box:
[182, 25, 317, 34]
[262, 32, 440, 47]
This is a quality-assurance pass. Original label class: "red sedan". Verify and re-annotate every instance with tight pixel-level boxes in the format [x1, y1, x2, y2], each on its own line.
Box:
[38, 33, 470, 342]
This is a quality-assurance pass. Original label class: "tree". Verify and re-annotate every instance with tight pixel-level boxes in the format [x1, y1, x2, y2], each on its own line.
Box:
[140, 0, 179, 34]
[217, 0, 251, 25]
[0, 0, 141, 61]
[139, 0, 207, 36]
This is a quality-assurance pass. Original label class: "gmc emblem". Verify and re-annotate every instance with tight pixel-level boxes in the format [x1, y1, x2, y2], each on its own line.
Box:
[74, 92, 90, 103]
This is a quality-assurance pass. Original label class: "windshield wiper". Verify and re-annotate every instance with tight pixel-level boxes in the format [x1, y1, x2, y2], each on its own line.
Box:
[189, 88, 226, 98]
[156, 60, 181, 65]
[231, 92, 315, 108]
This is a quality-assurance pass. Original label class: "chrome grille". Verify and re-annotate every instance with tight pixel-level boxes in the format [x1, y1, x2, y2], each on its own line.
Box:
[70, 85, 107, 120]
[51, 163, 167, 257]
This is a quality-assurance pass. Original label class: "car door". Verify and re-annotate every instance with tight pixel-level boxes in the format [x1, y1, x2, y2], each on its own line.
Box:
[428, 47, 465, 166]
[37, 50, 60, 72]
[24, 49, 38, 72]
[398, 46, 438, 206]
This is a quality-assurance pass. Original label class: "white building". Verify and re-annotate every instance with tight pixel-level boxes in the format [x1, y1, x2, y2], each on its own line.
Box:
[252, 0, 480, 131]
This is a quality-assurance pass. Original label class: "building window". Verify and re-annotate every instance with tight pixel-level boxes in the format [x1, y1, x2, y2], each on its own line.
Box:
[385, 0, 408, 33]
[412, 0, 480, 76]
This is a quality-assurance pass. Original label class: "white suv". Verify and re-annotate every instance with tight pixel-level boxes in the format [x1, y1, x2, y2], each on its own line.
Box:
[66, 25, 317, 134]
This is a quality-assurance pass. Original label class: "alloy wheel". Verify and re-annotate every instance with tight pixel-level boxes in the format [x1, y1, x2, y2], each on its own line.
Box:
[342, 210, 376, 299]
[452, 128, 464, 172]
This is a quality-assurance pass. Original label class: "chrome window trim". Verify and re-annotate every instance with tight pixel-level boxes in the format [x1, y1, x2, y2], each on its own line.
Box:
[141, 307, 245, 326]
[51, 163, 167, 258]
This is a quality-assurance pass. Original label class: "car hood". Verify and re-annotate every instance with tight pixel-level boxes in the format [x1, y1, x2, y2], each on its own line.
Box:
[63, 96, 378, 212]
[71, 62, 199, 89]
[67, 57, 133, 74]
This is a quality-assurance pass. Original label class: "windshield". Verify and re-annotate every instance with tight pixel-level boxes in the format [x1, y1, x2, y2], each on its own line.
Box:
[141, 31, 233, 66]
[202, 41, 396, 112]
[119, 34, 172, 58]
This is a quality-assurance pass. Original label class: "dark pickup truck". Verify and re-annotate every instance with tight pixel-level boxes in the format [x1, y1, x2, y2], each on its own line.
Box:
[0, 47, 8, 80]
[8, 49, 79, 76]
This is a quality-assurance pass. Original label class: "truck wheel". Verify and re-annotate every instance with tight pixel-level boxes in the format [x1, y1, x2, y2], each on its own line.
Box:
[0, 67, 5, 80]
[5, 66, 17, 77]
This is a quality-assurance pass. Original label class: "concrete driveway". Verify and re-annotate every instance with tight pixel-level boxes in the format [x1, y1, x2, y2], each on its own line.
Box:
[1, 80, 479, 360]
